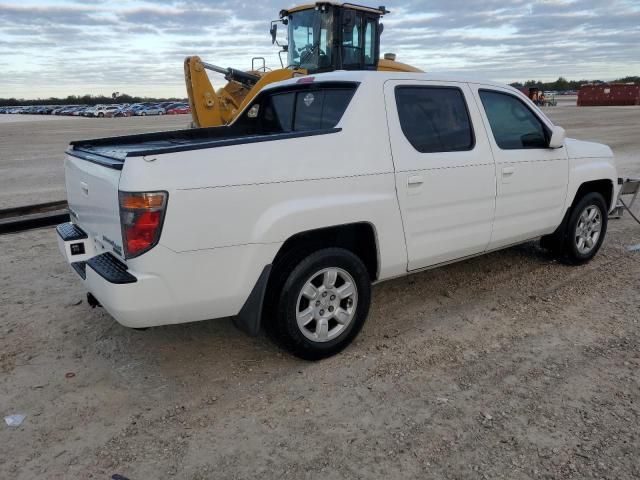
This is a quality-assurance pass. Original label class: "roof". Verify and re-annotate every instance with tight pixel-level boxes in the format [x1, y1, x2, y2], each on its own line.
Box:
[261, 70, 517, 92]
[283, 2, 388, 16]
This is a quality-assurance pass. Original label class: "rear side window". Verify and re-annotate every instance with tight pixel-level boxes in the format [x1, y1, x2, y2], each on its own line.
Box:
[395, 86, 474, 153]
[246, 85, 356, 134]
[294, 89, 354, 130]
[479, 90, 548, 149]
[262, 92, 295, 132]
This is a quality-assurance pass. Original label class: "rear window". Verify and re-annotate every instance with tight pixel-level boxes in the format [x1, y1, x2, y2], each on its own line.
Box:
[240, 84, 357, 134]
[395, 86, 474, 153]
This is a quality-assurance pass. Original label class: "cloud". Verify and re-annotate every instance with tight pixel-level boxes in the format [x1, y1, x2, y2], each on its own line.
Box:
[0, 0, 638, 98]
[0, 4, 113, 26]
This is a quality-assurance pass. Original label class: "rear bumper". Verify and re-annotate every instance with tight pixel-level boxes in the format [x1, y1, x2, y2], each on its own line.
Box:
[56, 222, 279, 329]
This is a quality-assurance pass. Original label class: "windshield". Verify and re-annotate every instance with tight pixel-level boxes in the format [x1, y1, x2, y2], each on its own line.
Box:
[287, 9, 334, 71]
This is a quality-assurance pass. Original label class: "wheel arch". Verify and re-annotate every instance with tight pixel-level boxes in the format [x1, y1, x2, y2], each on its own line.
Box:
[571, 178, 615, 211]
[543, 177, 614, 255]
[233, 222, 380, 337]
[271, 222, 380, 281]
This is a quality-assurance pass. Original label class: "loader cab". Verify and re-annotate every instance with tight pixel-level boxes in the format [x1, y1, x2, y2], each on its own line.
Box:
[278, 3, 387, 73]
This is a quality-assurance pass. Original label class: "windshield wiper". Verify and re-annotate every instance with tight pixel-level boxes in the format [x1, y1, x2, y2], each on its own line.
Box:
[298, 40, 321, 67]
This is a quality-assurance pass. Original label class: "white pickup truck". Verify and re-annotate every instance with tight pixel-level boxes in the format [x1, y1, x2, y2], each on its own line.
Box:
[57, 71, 619, 359]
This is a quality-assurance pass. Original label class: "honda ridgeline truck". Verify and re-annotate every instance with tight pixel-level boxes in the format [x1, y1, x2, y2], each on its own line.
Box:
[57, 71, 619, 359]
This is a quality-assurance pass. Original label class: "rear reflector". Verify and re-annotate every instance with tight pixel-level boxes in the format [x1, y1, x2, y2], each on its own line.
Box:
[120, 193, 166, 209]
[119, 191, 168, 259]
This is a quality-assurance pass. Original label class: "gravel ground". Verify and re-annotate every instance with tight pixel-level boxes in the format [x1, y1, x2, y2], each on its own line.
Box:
[0, 106, 639, 479]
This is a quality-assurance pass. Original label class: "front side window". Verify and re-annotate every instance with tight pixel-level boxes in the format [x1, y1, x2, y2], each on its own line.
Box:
[395, 86, 474, 153]
[479, 90, 548, 149]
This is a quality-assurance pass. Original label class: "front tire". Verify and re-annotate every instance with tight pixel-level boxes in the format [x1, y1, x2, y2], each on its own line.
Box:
[545, 192, 608, 265]
[266, 248, 371, 360]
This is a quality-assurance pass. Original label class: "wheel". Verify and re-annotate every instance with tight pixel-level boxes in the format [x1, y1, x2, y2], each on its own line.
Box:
[141, 112, 146, 116]
[159, 111, 164, 115]
[551, 192, 608, 265]
[265, 248, 371, 360]
[98, 112, 104, 118]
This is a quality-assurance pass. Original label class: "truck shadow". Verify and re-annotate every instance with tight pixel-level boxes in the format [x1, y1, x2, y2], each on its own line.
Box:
[84, 240, 561, 381]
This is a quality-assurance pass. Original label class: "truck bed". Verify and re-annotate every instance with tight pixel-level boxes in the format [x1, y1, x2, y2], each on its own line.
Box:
[68, 125, 339, 170]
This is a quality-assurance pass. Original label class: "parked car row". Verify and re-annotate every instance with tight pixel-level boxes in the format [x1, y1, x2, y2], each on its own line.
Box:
[0, 102, 191, 117]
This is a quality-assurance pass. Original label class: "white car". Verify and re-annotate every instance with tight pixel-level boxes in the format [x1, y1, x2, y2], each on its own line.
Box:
[57, 71, 619, 359]
[93, 105, 121, 118]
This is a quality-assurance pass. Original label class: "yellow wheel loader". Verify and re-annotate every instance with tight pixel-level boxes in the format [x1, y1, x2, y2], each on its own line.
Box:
[185, 2, 422, 128]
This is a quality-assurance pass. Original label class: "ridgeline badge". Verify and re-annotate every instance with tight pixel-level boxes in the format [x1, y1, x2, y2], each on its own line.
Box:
[303, 93, 315, 107]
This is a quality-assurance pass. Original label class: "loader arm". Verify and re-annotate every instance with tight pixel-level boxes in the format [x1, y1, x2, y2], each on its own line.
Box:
[185, 56, 303, 128]
[185, 56, 253, 127]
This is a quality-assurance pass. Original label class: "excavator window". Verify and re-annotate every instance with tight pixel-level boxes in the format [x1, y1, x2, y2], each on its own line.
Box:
[285, 5, 382, 73]
[341, 11, 362, 67]
[340, 10, 378, 70]
[288, 8, 334, 71]
[364, 19, 376, 66]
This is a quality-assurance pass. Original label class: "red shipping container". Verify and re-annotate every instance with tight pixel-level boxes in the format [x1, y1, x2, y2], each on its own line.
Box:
[578, 83, 640, 106]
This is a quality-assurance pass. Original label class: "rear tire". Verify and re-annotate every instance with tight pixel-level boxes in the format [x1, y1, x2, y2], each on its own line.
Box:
[265, 248, 371, 360]
[544, 192, 608, 265]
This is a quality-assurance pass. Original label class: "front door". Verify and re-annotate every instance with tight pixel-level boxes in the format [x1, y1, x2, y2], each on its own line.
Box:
[470, 85, 569, 249]
[384, 80, 497, 270]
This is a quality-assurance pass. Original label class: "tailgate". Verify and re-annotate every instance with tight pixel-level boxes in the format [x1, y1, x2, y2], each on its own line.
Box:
[65, 153, 125, 260]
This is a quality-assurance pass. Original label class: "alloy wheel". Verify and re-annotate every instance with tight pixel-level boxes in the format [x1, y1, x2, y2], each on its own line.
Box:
[295, 267, 358, 343]
[575, 205, 602, 254]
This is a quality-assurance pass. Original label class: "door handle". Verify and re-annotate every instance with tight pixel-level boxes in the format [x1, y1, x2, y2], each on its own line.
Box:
[80, 181, 89, 196]
[407, 175, 424, 186]
[502, 167, 515, 176]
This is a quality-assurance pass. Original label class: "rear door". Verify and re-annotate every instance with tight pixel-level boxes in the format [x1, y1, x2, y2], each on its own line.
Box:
[470, 85, 569, 249]
[384, 80, 497, 270]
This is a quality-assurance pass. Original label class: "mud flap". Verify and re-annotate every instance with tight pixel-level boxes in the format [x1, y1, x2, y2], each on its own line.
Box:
[233, 265, 272, 336]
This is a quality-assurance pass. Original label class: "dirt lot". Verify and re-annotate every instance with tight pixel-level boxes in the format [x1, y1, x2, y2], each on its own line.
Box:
[1, 107, 639, 480]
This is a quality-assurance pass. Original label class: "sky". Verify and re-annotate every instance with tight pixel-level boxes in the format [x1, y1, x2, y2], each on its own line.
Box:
[0, 0, 639, 99]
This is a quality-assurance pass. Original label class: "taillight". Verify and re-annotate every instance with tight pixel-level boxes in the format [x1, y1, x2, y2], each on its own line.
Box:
[119, 191, 168, 258]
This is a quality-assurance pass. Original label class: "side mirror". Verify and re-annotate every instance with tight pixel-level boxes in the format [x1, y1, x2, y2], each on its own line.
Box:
[548, 125, 565, 148]
[270, 23, 278, 44]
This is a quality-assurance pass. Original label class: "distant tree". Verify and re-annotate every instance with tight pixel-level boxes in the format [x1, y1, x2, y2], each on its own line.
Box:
[504, 75, 638, 93]
[551, 76, 569, 90]
[615, 76, 640, 83]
